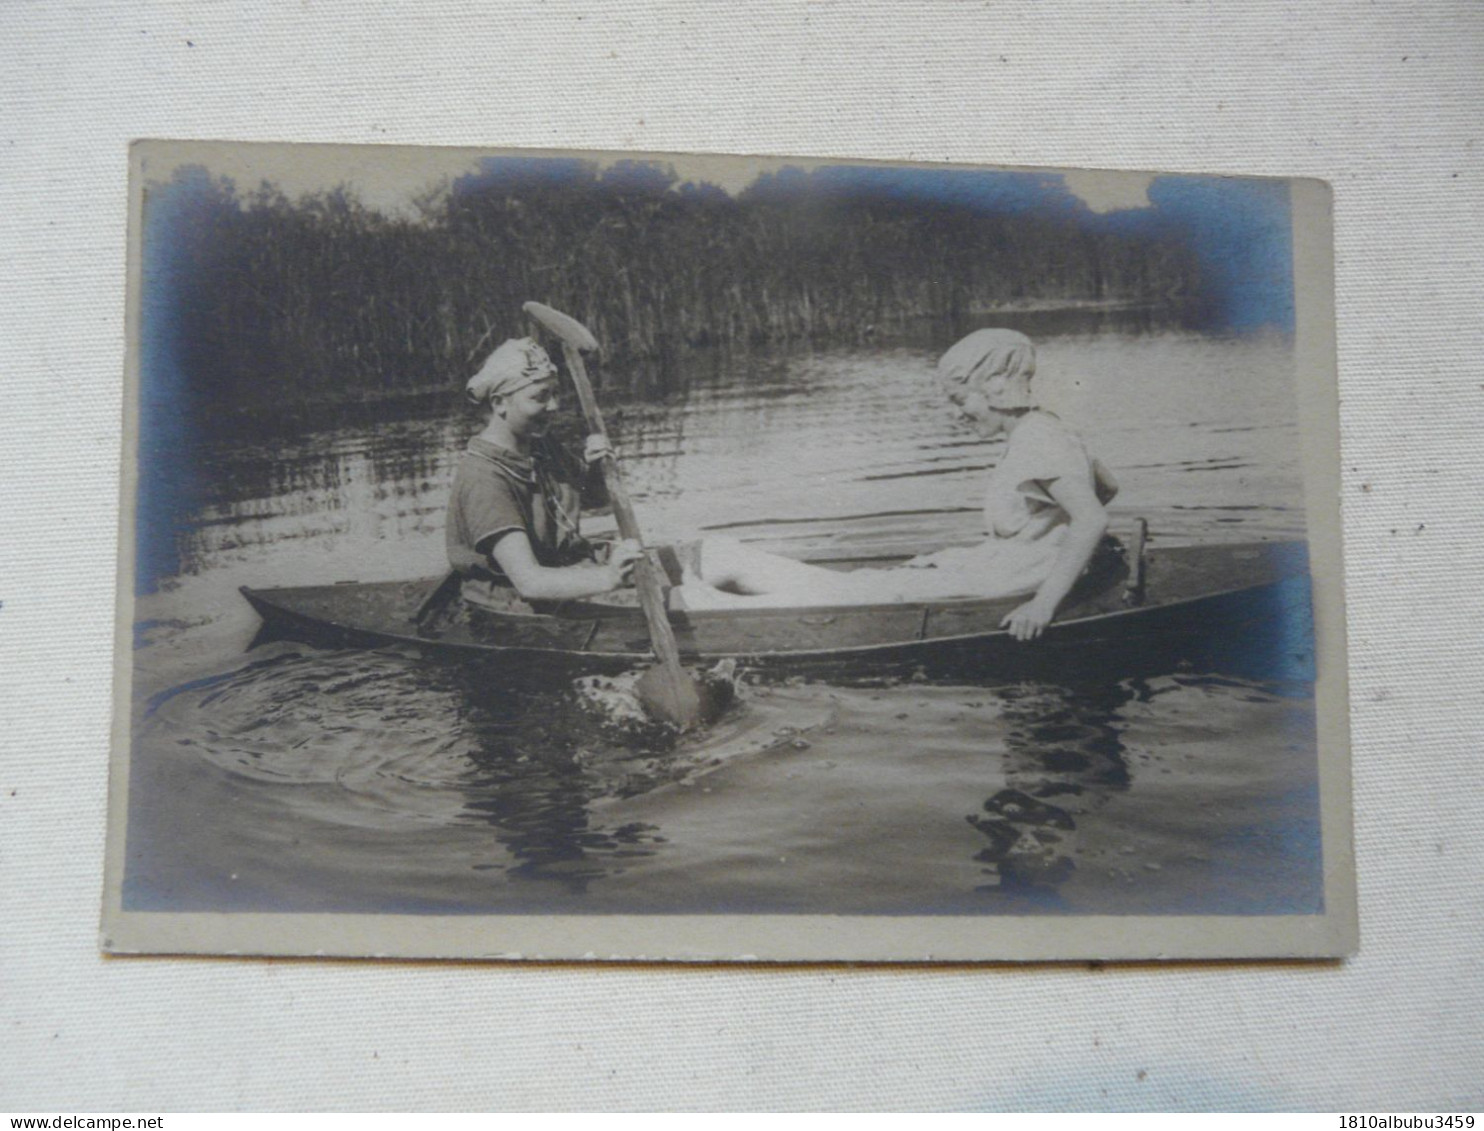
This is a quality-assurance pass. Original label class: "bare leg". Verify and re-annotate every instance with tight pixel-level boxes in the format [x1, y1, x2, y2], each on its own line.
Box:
[678, 537, 892, 608]
[692, 537, 841, 595]
[675, 535, 1057, 609]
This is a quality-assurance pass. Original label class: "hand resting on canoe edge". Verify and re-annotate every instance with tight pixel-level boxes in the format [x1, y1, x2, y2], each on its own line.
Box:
[995, 467, 1109, 641]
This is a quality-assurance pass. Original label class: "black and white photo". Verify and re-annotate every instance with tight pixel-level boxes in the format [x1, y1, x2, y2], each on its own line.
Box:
[103, 141, 1352, 960]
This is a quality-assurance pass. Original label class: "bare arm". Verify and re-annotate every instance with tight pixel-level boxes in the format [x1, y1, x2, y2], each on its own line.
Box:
[1000, 474, 1109, 642]
[492, 531, 639, 601]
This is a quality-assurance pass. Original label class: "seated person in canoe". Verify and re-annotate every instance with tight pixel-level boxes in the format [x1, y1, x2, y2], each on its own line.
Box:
[675, 328, 1120, 640]
[446, 336, 641, 608]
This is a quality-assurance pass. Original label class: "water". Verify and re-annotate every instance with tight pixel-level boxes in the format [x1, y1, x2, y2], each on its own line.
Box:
[124, 325, 1322, 916]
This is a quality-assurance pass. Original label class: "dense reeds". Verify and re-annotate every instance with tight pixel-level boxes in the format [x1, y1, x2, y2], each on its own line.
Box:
[147, 159, 1201, 414]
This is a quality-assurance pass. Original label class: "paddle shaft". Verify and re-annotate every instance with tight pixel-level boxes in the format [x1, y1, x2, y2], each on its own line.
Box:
[411, 568, 462, 626]
[556, 342, 698, 714]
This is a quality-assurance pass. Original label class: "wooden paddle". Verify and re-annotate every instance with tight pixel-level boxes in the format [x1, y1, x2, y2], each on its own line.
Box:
[411, 568, 461, 627]
[522, 301, 708, 731]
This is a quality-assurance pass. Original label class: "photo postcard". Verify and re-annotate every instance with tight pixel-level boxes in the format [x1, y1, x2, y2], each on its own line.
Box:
[103, 141, 1354, 961]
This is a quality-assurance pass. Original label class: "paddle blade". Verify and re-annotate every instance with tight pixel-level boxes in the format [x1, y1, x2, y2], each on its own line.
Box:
[523, 301, 600, 353]
[635, 664, 725, 732]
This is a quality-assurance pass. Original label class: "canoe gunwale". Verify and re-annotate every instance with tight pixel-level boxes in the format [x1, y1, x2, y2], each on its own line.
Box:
[236, 539, 1309, 666]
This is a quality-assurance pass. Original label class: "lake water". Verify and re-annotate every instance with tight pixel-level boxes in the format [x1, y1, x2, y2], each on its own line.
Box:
[124, 323, 1323, 917]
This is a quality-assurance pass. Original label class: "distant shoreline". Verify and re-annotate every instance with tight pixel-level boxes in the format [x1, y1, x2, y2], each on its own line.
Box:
[208, 300, 1194, 438]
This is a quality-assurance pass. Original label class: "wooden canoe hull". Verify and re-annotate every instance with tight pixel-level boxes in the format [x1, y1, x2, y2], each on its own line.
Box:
[238, 540, 1314, 681]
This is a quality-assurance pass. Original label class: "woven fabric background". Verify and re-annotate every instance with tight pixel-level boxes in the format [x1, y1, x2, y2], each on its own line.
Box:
[2, 1, 1480, 1112]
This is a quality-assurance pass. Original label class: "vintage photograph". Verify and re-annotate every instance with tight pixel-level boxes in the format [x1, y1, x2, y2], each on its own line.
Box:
[103, 141, 1352, 960]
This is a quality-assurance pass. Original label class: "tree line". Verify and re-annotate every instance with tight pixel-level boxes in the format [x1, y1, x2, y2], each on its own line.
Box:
[145, 159, 1202, 418]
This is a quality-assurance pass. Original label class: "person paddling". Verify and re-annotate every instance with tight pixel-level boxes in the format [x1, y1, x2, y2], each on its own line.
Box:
[675, 329, 1120, 640]
[446, 337, 641, 609]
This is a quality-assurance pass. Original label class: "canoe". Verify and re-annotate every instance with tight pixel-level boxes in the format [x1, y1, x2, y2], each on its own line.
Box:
[239, 539, 1315, 682]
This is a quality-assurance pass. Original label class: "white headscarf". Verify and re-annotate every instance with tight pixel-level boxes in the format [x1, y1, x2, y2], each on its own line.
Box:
[466, 337, 557, 405]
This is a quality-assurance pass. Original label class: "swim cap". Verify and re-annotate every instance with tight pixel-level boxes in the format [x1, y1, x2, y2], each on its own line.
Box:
[466, 337, 558, 405]
[936, 328, 1036, 409]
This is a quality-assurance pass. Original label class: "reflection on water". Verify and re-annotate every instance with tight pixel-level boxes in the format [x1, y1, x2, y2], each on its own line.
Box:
[131, 645, 839, 909]
[970, 680, 1135, 891]
[130, 643, 1319, 915]
[127, 324, 1322, 916]
[450, 661, 676, 895]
